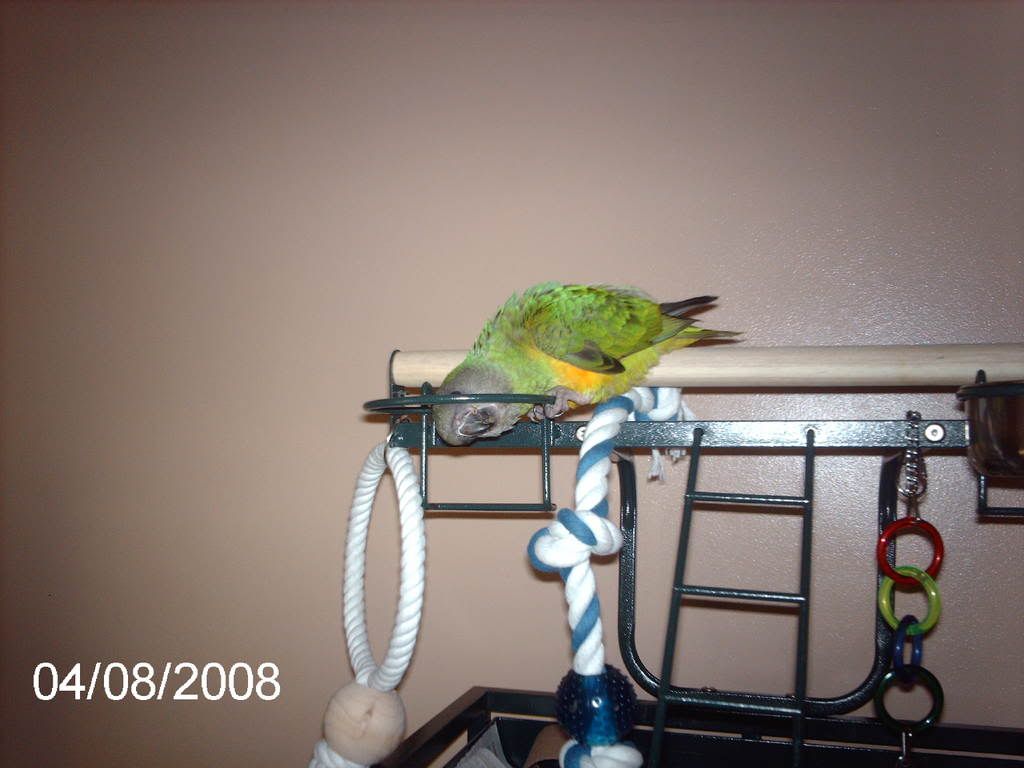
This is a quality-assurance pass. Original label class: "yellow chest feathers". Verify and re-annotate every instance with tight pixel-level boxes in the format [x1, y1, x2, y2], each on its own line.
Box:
[543, 355, 615, 395]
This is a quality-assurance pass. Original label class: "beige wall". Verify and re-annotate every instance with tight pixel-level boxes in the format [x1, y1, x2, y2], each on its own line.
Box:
[2, 2, 1022, 766]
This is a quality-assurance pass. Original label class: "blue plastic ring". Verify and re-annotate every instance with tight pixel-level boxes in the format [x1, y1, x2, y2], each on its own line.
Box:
[893, 614, 923, 683]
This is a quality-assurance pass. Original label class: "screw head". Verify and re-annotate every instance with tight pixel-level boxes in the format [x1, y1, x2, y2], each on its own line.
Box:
[923, 423, 945, 442]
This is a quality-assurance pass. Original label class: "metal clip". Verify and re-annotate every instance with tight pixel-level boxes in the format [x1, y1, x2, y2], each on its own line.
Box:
[896, 729, 914, 766]
[898, 411, 927, 516]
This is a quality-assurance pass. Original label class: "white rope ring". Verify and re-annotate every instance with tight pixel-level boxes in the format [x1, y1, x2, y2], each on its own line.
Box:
[342, 442, 426, 692]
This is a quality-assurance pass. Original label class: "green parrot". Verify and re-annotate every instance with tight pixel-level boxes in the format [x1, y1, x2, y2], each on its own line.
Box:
[434, 282, 736, 445]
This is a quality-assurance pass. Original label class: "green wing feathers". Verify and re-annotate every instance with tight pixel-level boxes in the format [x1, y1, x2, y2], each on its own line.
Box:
[524, 283, 731, 364]
[471, 282, 737, 401]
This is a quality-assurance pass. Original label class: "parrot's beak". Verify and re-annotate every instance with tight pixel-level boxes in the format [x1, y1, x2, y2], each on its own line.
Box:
[456, 406, 497, 439]
[434, 403, 506, 446]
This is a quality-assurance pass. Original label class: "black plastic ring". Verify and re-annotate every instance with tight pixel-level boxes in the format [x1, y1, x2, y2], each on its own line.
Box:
[875, 665, 944, 734]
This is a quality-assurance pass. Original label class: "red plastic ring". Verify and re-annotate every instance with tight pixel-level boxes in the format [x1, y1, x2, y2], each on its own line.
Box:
[876, 518, 944, 585]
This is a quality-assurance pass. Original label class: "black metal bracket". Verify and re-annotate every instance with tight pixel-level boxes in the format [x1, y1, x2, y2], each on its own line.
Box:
[366, 383, 556, 512]
[976, 473, 1024, 517]
[617, 449, 903, 721]
[616, 437, 916, 766]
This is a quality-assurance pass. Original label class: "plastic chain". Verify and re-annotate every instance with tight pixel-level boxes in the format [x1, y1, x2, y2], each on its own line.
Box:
[874, 452, 946, 748]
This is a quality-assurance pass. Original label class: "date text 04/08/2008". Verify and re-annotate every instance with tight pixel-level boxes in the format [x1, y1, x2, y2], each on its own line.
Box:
[33, 661, 281, 702]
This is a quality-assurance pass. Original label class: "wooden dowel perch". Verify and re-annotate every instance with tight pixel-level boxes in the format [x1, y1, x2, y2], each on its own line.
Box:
[392, 344, 1024, 388]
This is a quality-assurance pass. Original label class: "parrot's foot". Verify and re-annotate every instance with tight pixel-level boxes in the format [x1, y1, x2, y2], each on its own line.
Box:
[529, 387, 592, 422]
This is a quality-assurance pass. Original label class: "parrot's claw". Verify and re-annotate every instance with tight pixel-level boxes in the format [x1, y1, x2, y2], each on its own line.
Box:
[530, 386, 591, 422]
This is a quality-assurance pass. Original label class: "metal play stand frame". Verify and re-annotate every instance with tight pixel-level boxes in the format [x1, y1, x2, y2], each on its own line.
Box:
[357, 344, 1024, 767]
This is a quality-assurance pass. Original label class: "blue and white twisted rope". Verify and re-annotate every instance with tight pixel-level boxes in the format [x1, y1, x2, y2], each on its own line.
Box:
[636, 387, 694, 480]
[528, 386, 687, 768]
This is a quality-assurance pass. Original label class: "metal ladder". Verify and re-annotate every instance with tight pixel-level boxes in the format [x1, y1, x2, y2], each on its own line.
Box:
[647, 427, 817, 768]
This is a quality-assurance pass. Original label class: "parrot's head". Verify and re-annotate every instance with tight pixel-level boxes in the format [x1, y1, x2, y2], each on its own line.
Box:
[433, 360, 524, 446]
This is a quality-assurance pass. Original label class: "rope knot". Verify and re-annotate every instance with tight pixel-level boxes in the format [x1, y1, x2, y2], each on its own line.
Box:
[528, 507, 624, 571]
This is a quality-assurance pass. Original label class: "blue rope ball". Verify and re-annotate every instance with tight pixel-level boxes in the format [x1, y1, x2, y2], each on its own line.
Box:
[555, 665, 637, 746]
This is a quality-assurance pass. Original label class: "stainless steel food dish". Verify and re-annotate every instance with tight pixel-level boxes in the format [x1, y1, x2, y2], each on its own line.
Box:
[957, 375, 1024, 477]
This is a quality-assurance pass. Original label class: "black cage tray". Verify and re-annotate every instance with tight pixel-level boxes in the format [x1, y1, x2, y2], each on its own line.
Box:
[380, 688, 1023, 768]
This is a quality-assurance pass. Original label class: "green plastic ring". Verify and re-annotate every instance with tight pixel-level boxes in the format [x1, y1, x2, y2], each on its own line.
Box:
[877, 565, 941, 635]
[874, 665, 944, 733]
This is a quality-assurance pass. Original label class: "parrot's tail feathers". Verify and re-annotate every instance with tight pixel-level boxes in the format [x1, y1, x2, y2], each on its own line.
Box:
[689, 327, 742, 339]
[659, 295, 718, 318]
[651, 325, 740, 351]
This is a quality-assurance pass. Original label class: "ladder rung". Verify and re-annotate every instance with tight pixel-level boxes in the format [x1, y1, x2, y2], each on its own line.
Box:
[666, 692, 804, 717]
[687, 490, 809, 507]
[676, 584, 806, 605]
[423, 502, 553, 512]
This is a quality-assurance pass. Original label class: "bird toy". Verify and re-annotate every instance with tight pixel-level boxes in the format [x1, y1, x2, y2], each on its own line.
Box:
[310, 442, 426, 768]
[529, 387, 685, 768]
[874, 412, 946, 766]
